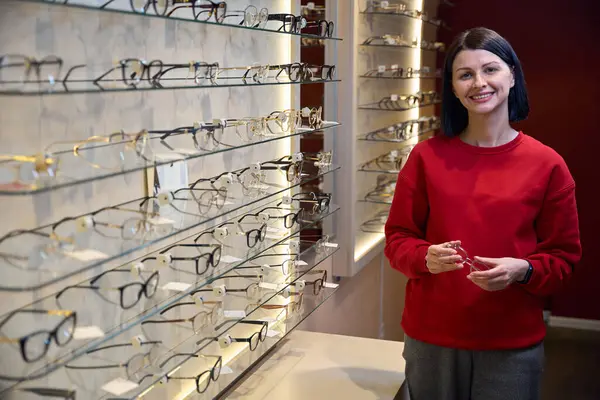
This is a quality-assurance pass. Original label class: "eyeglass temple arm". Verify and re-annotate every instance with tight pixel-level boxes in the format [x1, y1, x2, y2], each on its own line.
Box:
[0, 309, 72, 331]
[89, 268, 136, 286]
[86, 341, 161, 355]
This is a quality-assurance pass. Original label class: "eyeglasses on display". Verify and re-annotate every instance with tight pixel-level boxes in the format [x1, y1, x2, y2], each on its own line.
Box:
[165, 354, 222, 394]
[361, 116, 440, 142]
[237, 207, 304, 229]
[359, 148, 414, 173]
[364, 175, 397, 204]
[141, 300, 223, 333]
[360, 211, 390, 233]
[0, 53, 337, 93]
[363, 65, 440, 79]
[0, 309, 76, 363]
[55, 269, 159, 310]
[64, 340, 162, 382]
[211, 320, 268, 351]
[278, 192, 331, 215]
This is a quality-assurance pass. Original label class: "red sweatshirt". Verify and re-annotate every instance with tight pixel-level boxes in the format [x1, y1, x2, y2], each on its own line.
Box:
[384, 132, 581, 350]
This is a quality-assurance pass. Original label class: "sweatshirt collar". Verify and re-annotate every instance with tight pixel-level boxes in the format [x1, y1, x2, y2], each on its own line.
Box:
[453, 131, 525, 154]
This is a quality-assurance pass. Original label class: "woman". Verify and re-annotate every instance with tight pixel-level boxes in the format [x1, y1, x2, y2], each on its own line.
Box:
[384, 27, 581, 400]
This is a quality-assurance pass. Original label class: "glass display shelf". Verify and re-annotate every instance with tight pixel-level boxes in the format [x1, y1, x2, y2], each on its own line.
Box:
[206, 285, 338, 400]
[0, 164, 339, 292]
[354, 229, 385, 263]
[17, 0, 343, 41]
[359, 11, 447, 28]
[360, 44, 443, 52]
[96, 246, 339, 399]
[358, 222, 385, 235]
[0, 122, 340, 196]
[359, 74, 440, 80]
[358, 101, 441, 112]
[359, 197, 393, 205]
[358, 166, 400, 174]
[357, 127, 437, 143]
[0, 205, 339, 388]
[0, 77, 341, 97]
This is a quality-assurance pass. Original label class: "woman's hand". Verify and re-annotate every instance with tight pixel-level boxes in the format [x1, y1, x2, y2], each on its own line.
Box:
[425, 240, 464, 274]
[467, 257, 530, 291]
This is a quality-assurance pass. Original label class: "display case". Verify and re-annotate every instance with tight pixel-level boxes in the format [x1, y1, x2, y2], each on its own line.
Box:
[0, 0, 342, 398]
[331, 0, 444, 276]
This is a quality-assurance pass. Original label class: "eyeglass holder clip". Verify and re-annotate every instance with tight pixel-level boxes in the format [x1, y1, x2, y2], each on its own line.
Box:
[213, 285, 226, 297]
[130, 262, 145, 276]
[281, 195, 293, 205]
[292, 152, 304, 163]
[250, 162, 261, 172]
[289, 240, 300, 253]
[214, 227, 229, 239]
[157, 253, 172, 266]
[218, 173, 235, 187]
[157, 191, 174, 206]
[257, 212, 270, 223]
[294, 280, 306, 291]
[131, 334, 146, 349]
[219, 335, 233, 348]
[76, 216, 93, 233]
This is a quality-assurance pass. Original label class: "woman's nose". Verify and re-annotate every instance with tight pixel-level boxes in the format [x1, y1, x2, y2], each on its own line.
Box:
[472, 72, 487, 88]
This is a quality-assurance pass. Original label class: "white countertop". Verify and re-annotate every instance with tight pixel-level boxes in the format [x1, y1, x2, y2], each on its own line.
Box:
[226, 330, 406, 400]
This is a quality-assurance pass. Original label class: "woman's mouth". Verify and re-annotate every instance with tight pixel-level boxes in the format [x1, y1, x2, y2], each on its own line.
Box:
[469, 92, 494, 103]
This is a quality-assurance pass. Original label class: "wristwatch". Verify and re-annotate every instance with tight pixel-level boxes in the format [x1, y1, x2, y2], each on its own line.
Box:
[517, 261, 533, 284]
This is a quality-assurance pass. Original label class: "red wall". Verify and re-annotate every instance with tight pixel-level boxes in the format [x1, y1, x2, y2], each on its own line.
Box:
[437, 0, 600, 319]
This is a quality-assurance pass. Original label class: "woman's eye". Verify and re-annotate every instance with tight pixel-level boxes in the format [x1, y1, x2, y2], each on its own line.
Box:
[485, 67, 498, 73]
[459, 73, 472, 80]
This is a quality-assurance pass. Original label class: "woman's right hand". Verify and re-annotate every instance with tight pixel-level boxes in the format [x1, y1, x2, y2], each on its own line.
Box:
[425, 240, 464, 274]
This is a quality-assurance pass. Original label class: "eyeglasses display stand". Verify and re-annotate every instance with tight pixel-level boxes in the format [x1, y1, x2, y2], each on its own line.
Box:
[0, 0, 342, 398]
[330, 0, 444, 277]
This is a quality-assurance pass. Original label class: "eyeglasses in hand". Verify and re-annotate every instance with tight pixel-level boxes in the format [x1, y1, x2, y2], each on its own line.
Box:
[445, 243, 490, 272]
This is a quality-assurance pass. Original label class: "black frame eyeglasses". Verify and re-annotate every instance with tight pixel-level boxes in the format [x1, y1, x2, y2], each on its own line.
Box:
[166, 0, 227, 22]
[278, 192, 331, 215]
[141, 300, 223, 333]
[0, 309, 76, 363]
[266, 13, 307, 33]
[212, 221, 268, 248]
[55, 269, 159, 310]
[200, 275, 264, 299]
[165, 354, 222, 393]
[0, 54, 63, 91]
[302, 20, 335, 38]
[211, 320, 268, 351]
[142, 242, 221, 275]
[236, 253, 300, 276]
[237, 207, 304, 229]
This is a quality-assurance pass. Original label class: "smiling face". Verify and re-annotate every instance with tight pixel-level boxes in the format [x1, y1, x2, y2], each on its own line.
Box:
[452, 49, 515, 116]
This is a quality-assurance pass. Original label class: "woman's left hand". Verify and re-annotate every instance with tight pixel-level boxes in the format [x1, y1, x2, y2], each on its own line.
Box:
[467, 257, 530, 291]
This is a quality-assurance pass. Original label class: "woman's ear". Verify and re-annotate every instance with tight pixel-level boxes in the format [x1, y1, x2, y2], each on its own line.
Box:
[510, 66, 515, 88]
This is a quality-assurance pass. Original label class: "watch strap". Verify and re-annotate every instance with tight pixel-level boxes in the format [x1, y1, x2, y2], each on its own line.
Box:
[517, 261, 533, 284]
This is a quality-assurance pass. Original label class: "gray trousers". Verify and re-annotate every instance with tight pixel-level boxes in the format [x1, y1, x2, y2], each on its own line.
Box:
[403, 335, 544, 400]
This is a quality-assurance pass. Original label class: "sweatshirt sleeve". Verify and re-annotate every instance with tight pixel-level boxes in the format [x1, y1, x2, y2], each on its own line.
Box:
[384, 145, 432, 279]
[524, 160, 582, 296]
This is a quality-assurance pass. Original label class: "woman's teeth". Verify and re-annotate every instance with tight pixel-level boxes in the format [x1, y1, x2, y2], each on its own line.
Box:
[471, 93, 493, 100]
